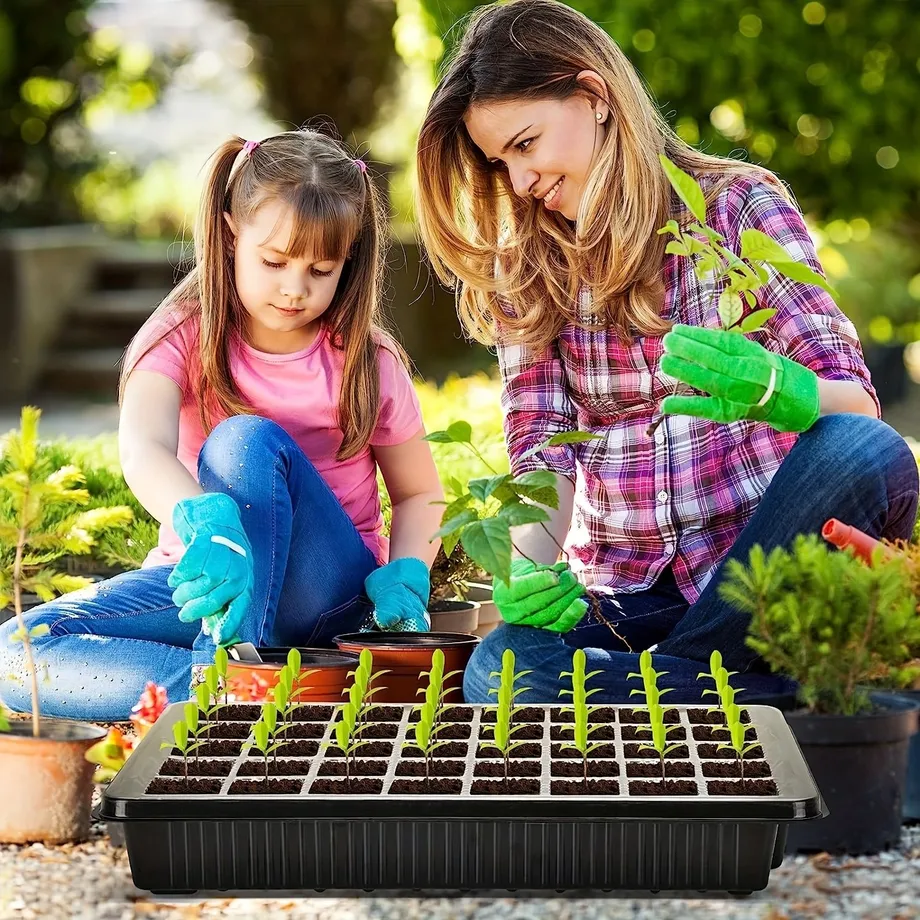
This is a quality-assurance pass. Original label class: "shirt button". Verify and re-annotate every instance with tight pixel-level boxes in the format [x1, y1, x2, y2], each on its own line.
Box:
[663, 543, 674, 554]
[654, 428, 665, 444]
[657, 490, 669, 503]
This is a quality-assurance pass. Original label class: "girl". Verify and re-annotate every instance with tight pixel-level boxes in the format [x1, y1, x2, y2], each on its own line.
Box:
[415, 0, 919, 703]
[0, 129, 445, 721]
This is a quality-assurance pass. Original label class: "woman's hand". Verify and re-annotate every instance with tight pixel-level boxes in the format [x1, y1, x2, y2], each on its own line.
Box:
[364, 557, 431, 631]
[493, 558, 588, 633]
[168, 492, 254, 645]
[660, 324, 820, 433]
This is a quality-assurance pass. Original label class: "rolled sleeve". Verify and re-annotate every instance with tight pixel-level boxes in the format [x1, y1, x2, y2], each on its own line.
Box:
[495, 326, 578, 481]
[730, 180, 880, 417]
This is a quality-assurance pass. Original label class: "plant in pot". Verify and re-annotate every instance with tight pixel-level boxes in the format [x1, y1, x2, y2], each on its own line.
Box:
[719, 533, 920, 854]
[0, 407, 134, 843]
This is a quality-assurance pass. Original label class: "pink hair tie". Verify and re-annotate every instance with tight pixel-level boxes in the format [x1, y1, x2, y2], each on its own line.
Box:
[242, 140, 260, 156]
[355, 158, 367, 174]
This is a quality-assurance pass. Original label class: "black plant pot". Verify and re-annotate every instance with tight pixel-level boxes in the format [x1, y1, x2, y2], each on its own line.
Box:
[896, 689, 920, 821]
[783, 692, 919, 854]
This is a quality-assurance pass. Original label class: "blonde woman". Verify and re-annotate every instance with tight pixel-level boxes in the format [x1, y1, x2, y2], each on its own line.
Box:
[416, 0, 918, 703]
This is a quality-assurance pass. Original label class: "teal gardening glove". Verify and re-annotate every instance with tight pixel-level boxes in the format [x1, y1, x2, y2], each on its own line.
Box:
[660, 324, 820, 433]
[493, 559, 588, 633]
[363, 557, 431, 632]
[168, 492, 254, 647]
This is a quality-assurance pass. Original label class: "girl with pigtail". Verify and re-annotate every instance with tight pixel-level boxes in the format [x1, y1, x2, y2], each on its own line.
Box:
[0, 129, 445, 721]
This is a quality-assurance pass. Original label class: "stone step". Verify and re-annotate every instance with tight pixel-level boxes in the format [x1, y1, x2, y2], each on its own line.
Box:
[70, 287, 166, 327]
[38, 347, 124, 398]
[93, 242, 191, 291]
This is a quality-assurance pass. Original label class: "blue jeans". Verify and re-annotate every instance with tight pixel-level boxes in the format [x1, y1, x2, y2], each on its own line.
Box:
[0, 417, 378, 721]
[464, 414, 920, 704]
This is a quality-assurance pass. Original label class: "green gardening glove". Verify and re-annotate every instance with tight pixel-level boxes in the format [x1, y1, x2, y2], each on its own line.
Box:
[493, 559, 588, 633]
[660, 324, 820, 433]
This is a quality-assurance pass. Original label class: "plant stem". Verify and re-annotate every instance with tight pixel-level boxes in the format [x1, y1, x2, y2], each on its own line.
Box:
[13, 525, 40, 738]
[264, 753, 269, 780]
[587, 595, 634, 652]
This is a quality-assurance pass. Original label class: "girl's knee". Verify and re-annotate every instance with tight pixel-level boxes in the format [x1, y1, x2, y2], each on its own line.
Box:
[198, 415, 294, 482]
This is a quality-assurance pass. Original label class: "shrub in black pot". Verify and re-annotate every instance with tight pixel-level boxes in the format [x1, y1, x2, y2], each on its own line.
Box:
[720, 534, 920, 854]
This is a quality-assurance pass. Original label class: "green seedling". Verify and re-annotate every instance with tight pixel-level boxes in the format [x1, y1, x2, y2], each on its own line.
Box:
[323, 699, 374, 789]
[627, 650, 676, 714]
[159, 718, 204, 784]
[557, 648, 610, 786]
[181, 700, 208, 760]
[416, 648, 463, 724]
[195, 682, 221, 739]
[202, 664, 228, 723]
[402, 698, 456, 788]
[648, 155, 840, 437]
[697, 649, 747, 727]
[480, 649, 536, 786]
[275, 649, 321, 712]
[635, 706, 686, 781]
[245, 717, 290, 780]
[214, 646, 229, 706]
[714, 713, 761, 792]
[344, 648, 390, 724]
[628, 650, 683, 780]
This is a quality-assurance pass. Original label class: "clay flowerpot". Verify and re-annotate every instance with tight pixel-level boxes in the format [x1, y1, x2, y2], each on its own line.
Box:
[225, 648, 361, 703]
[0, 719, 106, 844]
[427, 599, 480, 634]
[333, 631, 480, 703]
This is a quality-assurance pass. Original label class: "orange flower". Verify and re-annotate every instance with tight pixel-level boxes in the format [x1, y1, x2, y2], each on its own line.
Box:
[226, 672, 270, 702]
[130, 682, 168, 736]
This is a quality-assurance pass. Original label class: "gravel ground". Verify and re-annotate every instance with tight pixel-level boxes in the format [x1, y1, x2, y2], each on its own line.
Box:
[2, 802, 918, 920]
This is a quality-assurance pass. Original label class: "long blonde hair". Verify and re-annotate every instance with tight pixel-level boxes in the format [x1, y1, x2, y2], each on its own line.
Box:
[416, 0, 786, 350]
[122, 128, 400, 460]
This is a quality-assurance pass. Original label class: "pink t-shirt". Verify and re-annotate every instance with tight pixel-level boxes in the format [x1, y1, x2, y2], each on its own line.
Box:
[132, 318, 422, 568]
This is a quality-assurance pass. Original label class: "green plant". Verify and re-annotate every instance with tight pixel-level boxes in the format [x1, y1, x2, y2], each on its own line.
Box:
[194, 683, 221, 740]
[696, 650, 745, 724]
[344, 648, 390, 725]
[628, 650, 684, 779]
[0, 407, 133, 736]
[480, 649, 535, 786]
[556, 648, 609, 786]
[714, 710, 761, 793]
[244, 702, 290, 779]
[417, 648, 463, 716]
[719, 533, 920, 715]
[323, 699, 374, 789]
[648, 155, 839, 437]
[268, 651, 320, 731]
[403, 665, 458, 789]
[159, 719, 204, 785]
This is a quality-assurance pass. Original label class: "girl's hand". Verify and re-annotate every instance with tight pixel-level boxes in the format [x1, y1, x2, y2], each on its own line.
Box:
[660, 324, 820, 433]
[168, 492, 254, 645]
[493, 558, 588, 633]
[364, 557, 431, 631]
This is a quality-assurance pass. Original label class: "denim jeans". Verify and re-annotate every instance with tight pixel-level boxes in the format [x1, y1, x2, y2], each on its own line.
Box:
[463, 414, 920, 704]
[0, 416, 377, 721]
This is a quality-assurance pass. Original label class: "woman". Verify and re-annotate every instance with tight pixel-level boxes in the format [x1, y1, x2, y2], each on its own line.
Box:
[415, 0, 919, 702]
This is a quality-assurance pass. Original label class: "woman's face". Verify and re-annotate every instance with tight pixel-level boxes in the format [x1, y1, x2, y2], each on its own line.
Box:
[464, 89, 608, 222]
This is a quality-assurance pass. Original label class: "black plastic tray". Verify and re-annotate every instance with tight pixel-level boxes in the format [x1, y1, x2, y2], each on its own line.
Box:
[101, 703, 826, 894]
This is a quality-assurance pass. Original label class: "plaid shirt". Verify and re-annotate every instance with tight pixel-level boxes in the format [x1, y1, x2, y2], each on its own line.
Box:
[496, 176, 880, 603]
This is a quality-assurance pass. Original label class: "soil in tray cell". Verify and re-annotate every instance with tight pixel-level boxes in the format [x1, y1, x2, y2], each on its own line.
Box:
[177, 740, 242, 758]
[146, 777, 223, 795]
[479, 723, 543, 741]
[702, 760, 772, 779]
[688, 708, 751, 725]
[277, 722, 326, 739]
[692, 725, 757, 742]
[550, 759, 618, 778]
[291, 705, 336, 722]
[480, 707, 545, 723]
[214, 704, 261, 721]
[625, 761, 695, 779]
[403, 742, 467, 758]
[319, 759, 389, 777]
[623, 743, 690, 759]
[471, 778, 541, 795]
[237, 758, 313, 777]
[475, 760, 542, 778]
[203, 721, 252, 740]
[325, 741, 393, 758]
[428, 723, 471, 740]
[627, 779, 699, 795]
[476, 742, 542, 759]
[366, 706, 405, 721]
[550, 779, 620, 795]
[707, 779, 778, 796]
[248, 739, 319, 757]
[389, 778, 464, 795]
[551, 742, 618, 759]
[409, 706, 473, 723]
[550, 723, 616, 741]
[697, 743, 764, 759]
[550, 706, 619, 723]
[620, 724, 686, 742]
[159, 758, 234, 778]
[229, 778, 305, 794]
[617, 708, 680, 724]
[309, 778, 384, 795]
[396, 759, 466, 777]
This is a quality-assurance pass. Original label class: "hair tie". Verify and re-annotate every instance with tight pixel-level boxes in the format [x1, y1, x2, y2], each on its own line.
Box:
[354, 158, 367, 174]
[242, 140, 260, 157]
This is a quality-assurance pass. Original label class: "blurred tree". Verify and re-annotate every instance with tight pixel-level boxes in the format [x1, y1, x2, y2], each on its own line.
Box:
[418, 0, 920, 226]
[219, 0, 400, 143]
[0, 0, 178, 227]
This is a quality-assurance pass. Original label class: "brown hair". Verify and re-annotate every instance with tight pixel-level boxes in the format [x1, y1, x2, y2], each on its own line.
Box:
[122, 129, 400, 460]
[416, 0, 786, 350]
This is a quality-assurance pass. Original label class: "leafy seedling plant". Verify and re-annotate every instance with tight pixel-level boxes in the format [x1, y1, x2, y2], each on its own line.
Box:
[266, 649, 320, 737]
[243, 700, 290, 777]
[557, 648, 610, 787]
[480, 649, 536, 788]
[628, 650, 684, 781]
[160, 716, 205, 786]
[697, 650, 746, 726]
[648, 155, 840, 437]
[343, 648, 390, 727]
[323, 700, 374, 789]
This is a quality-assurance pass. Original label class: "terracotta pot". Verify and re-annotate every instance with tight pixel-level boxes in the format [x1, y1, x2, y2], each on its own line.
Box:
[466, 582, 501, 638]
[225, 647, 360, 703]
[333, 631, 480, 703]
[0, 719, 106, 844]
[427, 599, 480, 633]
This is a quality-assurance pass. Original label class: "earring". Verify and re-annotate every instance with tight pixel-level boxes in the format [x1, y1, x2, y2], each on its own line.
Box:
[596, 111, 604, 122]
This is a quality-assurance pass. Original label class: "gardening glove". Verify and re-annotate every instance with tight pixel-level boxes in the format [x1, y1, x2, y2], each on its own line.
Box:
[493, 558, 588, 633]
[364, 557, 431, 631]
[167, 492, 254, 646]
[660, 324, 820, 433]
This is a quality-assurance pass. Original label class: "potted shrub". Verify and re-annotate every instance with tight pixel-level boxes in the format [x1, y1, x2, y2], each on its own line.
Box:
[427, 543, 482, 633]
[719, 533, 920, 854]
[0, 407, 133, 844]
[100, 643, 825, 895]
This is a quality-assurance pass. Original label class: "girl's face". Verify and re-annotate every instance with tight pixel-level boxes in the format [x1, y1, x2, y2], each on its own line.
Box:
[464, 87, 608, 223]
[225, 200, 347, 353]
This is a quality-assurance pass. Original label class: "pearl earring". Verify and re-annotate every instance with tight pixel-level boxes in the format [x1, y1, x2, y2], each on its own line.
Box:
[596, 111, 604, 122]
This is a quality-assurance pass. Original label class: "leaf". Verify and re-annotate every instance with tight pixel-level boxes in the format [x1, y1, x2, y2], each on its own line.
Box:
[718, 290, 743, 330]
[739, 228, 791, 264]
[657, 219, 680, 237]
[468, 475, 512, 503]
[432, 508, 479, 541]
[665, 240, 688, 257]
[446, 421, 473, 443]
[739, 308, 777, 333]
[497, 501, 550, 528]
[509, 470, 559, 510]
[460, 518, 512, 584]
[172, 720, 189, 751]
[659, 155, 706, 223]
[423, 430, 453, 443]
[771, 260, 839, 301]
